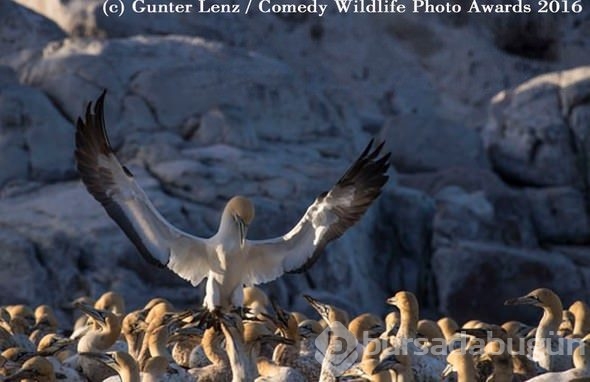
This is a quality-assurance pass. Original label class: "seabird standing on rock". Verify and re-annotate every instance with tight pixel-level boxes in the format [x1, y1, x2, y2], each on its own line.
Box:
[74, 91, 390, 315]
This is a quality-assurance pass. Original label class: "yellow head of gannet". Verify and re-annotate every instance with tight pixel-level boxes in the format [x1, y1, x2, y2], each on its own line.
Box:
[242, 286, 269, 315]
[94, 291, 126, 315]
[505, 288, 563, 312]
[349, 313, 385, 344]
[4, 355, 55, 382]
[76, 303, 122, 352]
[386, 291, 419, 339]
[222, 196, 255, 249]
[75, 92, 390, 314]
[36, 333, 74, 356]
[33, 305, 58, 330]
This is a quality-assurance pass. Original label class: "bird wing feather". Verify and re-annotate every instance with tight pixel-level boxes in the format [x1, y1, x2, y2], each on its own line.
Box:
[243, 140, 390, 285]
[75, 91, 210, 286]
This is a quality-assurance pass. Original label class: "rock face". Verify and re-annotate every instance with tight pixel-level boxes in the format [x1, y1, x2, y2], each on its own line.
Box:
[1, 0, 590, 325]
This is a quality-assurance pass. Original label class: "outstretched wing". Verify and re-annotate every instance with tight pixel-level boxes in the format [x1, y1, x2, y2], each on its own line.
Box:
[243, 140, 390, 285]
[75, 91, 210, 286]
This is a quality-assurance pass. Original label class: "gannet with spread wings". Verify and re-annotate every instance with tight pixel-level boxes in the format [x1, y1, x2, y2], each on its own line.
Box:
[75, 91, 390, 313]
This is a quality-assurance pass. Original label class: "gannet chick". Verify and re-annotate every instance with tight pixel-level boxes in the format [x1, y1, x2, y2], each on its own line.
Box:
[167, 324, 207, 369]
[500, 321, 534, 340]
[438, 317, 459, 345]
[3, 356, 55, 382]
[83, 351, 140, 382]
[2, 316, 35, 353]
[29, 305, 59, 345]
[298, 319, 323, 357]
[241, 318, 302, 382]
[558, 310, 575, 337]
[37, 333, 75, 359]
[95, 291, 126, 316]
[386, 292, 419, 340]
[75, 92, 390, 314]
[569, 300, 590, 338]
[188, 326, 230, 381]
[479, 340, 516, 382]
[526, 334, 590, 381]
[74, 304, 123, 382]
[372, 350, 413, 382]
[5, 305, 35, 333]
[305, 295, 359, 382]
[505, 288, 579, 371]
[349, 313, 385, 345]
[358, 338, 394, 382]
[443, 349, 477, 382]
[417, 319, 445, 348]
[386, 291, 446, 382]
[122, 310, 148, 361]
[243, 286, 270, 316]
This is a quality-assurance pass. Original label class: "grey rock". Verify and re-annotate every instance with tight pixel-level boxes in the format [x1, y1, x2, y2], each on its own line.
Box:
[432, 185, 537, 248]
[525, 187, 590, 245]
[433, 241, 585, 324]
[482, 67, 590, 187]
[0, 72, 75, 187]
[382, 115, 489, 172]
[0, 228, 50, 306]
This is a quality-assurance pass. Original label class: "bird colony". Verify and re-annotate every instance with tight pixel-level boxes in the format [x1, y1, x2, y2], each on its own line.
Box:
[2, 92, 588, 382]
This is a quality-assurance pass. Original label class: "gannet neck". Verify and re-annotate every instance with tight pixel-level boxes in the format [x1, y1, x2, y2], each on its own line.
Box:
[202, 328, 226, 366]
[94, 291, 126, 315]
[447, 350, 476, 382]
[221, 316, 258, 382]
[387, 292, 418, 339]
[148, 326, 169, 359]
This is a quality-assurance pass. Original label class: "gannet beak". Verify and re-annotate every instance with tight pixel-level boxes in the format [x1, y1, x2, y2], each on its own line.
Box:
[77, 303, 106, 325]
[441, 363, 455, 379]
[504, 295, 537, 306]
[236, 216, 247, 249]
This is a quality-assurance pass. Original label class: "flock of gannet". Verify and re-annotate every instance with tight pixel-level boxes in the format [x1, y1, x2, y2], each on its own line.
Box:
[1, 91, 584, 381]
[0, 287, 589, 381]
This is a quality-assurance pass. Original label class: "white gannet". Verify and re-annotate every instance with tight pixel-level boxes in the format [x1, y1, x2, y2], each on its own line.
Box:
[505, 288, 580, 372]
[525, 334, 590, 381]
[75, 91, 390, 314]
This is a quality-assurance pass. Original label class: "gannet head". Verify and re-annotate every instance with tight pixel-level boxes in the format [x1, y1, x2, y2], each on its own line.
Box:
[298, 319, 323, 339]
[386, 291, 418, 316]
[94, 291, 126, 315]
[504, 288, 563, 313]
[304, 295, 349, 326]
[224, 196, 255, 249]
[4, 356, 54, 381]
[349, 313, 384, 342]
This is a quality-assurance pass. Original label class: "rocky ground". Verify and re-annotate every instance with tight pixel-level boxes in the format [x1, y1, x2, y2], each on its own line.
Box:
[0, 0, 589, 325]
